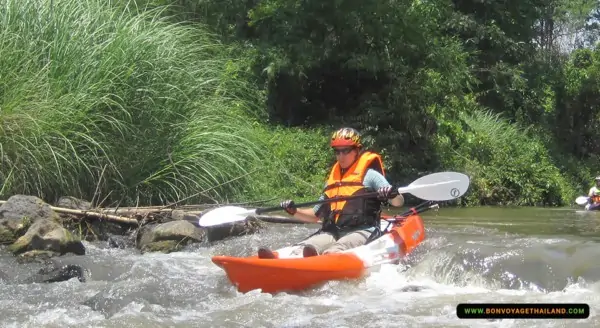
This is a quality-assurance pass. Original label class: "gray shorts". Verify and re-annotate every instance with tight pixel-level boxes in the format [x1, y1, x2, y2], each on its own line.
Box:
[293, 229, 373, 255]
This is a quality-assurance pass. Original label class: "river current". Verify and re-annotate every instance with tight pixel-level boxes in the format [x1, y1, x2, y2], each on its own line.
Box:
[1, 206, 599, 327]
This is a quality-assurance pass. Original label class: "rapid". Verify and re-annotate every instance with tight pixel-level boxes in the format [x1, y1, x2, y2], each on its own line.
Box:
[1, 206, 599, 327]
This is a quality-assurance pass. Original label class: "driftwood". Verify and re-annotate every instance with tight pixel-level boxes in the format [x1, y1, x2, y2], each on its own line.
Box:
[0, 200, 139, 226]
[0, 200, 308, 227]
[97, 197, 278, 216]
[96, 207, 197, 216]
[54, 207, 140, 225]
[60, 207, 308, 226]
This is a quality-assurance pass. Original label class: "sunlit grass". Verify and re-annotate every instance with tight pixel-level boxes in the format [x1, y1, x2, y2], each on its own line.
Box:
[0, 0, 263, 206]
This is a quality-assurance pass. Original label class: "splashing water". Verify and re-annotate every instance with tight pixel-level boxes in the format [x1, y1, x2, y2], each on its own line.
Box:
[0, 206, 599, 327]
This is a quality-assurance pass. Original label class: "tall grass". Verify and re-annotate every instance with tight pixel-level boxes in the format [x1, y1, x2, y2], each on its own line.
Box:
[0, 0, 264, 206]
[435, 109, 576, 206]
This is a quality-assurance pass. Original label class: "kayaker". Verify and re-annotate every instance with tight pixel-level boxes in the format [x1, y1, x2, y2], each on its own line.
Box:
[586, 176, 600, 210]
[258, 127, 404, 259]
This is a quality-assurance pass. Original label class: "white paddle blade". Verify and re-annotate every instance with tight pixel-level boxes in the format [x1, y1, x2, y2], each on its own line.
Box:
[198, 206, 257, 227]
[397, 172, 470, 201]
[575, 196, 589, 206]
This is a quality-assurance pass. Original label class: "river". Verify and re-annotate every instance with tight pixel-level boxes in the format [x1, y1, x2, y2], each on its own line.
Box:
[1, 206, 599, 327]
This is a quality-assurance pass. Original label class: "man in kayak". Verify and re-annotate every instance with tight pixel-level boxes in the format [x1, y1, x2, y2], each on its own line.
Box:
[258, 127, 405, 259]
[586, 176, 600, 210]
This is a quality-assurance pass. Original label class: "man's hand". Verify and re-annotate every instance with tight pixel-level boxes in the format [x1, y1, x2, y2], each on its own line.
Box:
[280, 200, 297, 215]
[377, 186, 398, 200]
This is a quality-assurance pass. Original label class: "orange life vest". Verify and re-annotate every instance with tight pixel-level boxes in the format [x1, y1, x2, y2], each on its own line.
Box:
[320, 151, 385, 235]
[591, 195, 600, 204]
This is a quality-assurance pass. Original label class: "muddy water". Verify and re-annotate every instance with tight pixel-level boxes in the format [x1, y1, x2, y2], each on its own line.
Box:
[1, 206, 600, 327]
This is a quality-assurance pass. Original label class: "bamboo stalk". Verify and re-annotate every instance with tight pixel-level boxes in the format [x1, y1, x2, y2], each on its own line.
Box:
[97, 197, 277, 215]
[95, 207, 176, 215]
[98, 206, 207, 214]
[54, 207, 140, 225]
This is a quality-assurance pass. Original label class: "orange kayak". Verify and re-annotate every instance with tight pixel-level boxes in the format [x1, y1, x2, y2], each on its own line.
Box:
[211, 212, 427, 294]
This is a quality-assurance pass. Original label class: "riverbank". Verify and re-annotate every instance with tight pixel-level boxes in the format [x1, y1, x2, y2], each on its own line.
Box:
[0, 194, 280, 285]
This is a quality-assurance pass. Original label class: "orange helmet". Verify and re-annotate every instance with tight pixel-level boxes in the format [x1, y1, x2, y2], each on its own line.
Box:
[330, 127, 362, 148]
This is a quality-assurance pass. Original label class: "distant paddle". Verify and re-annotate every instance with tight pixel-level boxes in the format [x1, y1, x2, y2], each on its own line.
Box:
[198, 171, 470, 227]
[575, 196, 589, 206]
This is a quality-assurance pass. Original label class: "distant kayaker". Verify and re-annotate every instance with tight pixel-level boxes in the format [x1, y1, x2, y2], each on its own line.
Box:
[258, 127, 404, 259]
[586, 176, 600, 210]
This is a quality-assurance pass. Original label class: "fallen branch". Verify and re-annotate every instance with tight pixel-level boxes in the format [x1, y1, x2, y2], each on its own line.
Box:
[98, 197, 278, 215]
[54, 207, 140, 226]
[0, 201, 139, 226]
[96, 207, 181, 216]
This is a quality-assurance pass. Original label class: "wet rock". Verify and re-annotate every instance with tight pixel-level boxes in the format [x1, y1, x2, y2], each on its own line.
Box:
[205, 218, 262, 242]
[0, 195, 60, 222]
[169, 210, 186, 221]
[8, 219, 86, 256]
[84, 292, 135, 318]
[107, 235, 134, 249]
[83, 284, 167, 318]
[141, 240, 183, 253]
[21, 264, 87, 283]
[0, 261, 87, 284]
[16, 250, 60, 264]
[136, 220, 205, 253]
[146, 210, 199, 226]
[0, 195, 60, 244]
[0, 218, 29, 245]
[76, 220, 131, 242]
[398, 285, 427, 292]
[55, 196, 92, 211]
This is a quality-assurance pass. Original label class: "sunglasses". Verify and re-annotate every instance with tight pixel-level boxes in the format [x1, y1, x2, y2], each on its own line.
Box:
[333, 147, 355, 155]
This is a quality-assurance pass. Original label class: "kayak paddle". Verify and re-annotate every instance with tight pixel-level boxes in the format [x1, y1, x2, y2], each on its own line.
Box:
[198, 171, 470, 227]
[576, 196, 590, 206]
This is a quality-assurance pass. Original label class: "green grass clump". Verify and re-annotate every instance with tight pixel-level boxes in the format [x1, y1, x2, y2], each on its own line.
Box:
[0, 0, 263, 206]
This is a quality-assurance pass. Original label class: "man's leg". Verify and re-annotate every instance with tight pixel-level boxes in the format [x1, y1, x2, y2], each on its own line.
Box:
[259, 232, 336, 259]
[290, 232, 337, 257]
[322, 229, 371, 254]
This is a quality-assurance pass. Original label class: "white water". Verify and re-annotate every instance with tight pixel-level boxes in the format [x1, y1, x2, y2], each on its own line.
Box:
[0, 207, 599, 327]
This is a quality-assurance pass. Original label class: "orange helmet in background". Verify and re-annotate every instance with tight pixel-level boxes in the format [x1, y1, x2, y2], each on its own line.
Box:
[330, 127, 362, 148]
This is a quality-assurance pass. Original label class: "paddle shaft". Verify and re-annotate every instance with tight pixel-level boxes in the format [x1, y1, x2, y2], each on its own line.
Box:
[255, 191, 386, 215]
[383, 200, 437, 222]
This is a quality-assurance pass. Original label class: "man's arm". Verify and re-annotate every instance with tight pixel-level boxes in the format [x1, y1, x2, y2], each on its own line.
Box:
[388, 193, 404, 207]
[284, 189, 326, 223]
[292, 208, 321, 223]
[365, 169, 404, 207]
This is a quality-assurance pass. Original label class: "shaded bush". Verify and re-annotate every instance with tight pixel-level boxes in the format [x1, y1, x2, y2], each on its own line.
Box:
[435, 109, 576, 206]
